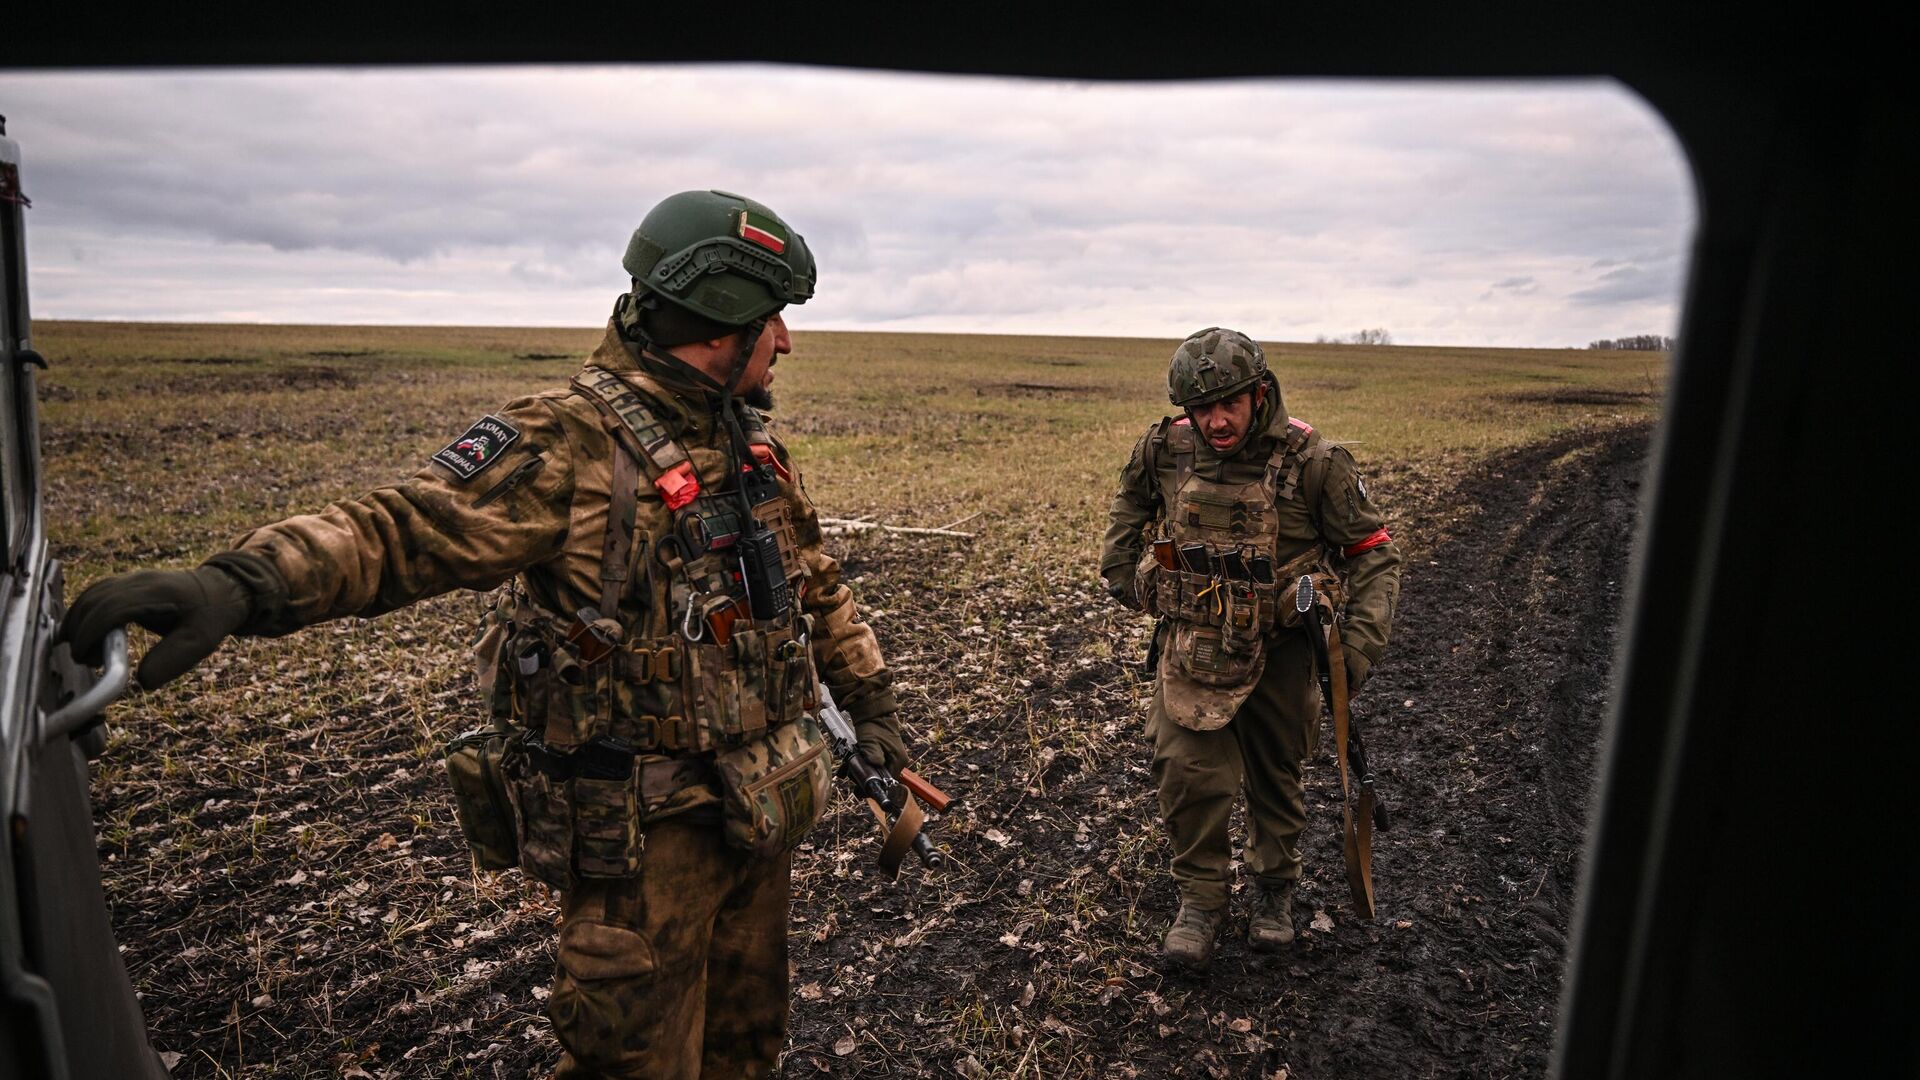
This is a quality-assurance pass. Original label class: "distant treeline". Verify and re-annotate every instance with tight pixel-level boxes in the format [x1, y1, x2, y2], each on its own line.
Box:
[1588, 335, 1674, 351]
[1315, 328, 1394, 345]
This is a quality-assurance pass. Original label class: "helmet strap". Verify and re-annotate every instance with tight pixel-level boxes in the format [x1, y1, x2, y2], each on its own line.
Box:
[718, 315, 774, 522]
[723, 316, 769, 397]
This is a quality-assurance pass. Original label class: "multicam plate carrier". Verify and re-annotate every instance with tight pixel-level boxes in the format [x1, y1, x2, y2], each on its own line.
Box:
[1146, 416, 1340, 731]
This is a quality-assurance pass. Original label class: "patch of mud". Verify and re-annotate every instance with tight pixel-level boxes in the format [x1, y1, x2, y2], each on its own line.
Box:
[976, 381, 1098, 398]
[170, 365, 364, 393]
[1288, 377, 1361, 393]
[1504, 388, 1656, 407]
[515, 352, 575, 361]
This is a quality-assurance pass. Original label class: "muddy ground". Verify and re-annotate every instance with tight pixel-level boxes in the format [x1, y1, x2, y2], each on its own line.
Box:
[91, 421, 1648, 1078]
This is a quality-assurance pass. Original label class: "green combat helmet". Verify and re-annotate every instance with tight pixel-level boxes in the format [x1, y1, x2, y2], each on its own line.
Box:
[1168, 327, 1266, 407]
[622, 189, 817, 327]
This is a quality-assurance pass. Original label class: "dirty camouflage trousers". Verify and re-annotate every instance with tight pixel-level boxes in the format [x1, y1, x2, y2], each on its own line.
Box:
[549, 818, 790, 1080]
[1146, 631, 1321, 910]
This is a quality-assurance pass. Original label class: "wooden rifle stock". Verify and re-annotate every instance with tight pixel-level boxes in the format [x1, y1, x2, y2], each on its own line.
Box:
[898, 768, 951, 814]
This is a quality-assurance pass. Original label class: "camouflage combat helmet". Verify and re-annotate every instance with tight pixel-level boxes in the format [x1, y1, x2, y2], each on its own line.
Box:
[622, 190, 816, 326]
[1168, 327, 1267, 407]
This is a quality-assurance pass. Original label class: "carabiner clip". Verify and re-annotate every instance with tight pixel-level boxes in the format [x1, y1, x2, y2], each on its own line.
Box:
[681, 596, 709, 643]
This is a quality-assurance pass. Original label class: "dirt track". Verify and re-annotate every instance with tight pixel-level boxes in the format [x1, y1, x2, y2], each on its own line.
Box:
[777, 422, 1648, 1079]
[95, 421, 1649, 1078]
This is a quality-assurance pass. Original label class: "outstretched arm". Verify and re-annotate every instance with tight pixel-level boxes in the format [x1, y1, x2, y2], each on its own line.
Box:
[64, 396, 581, 687]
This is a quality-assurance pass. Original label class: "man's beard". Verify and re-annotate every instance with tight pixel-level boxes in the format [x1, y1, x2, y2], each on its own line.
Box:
[744, 384, 775, 411]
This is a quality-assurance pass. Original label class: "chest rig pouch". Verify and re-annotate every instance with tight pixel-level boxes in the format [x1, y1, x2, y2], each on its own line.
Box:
[572, 366, 827, 857]
[1148, 417, 1338, 732]
[562, 365, 816, 751]
[457, 369, 829, 887]
[452, 583, 651, 889]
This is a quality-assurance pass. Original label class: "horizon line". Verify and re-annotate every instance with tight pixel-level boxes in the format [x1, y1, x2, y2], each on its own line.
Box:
[32, 318, 1616, 351]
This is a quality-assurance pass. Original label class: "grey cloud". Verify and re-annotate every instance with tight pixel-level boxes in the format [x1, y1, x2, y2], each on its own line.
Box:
[1568, 264, 1678, 306]
[0, 67, 1696, 345]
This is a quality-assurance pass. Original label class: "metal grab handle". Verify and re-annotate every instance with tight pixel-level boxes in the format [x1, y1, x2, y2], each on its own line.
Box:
[43, 628, 130, 744]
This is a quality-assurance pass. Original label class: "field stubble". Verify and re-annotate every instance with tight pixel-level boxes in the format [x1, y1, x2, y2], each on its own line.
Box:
[36, 320, 1662, 1078]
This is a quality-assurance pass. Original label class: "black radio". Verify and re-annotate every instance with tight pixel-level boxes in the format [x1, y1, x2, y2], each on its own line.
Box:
[738, 523, 791, 622]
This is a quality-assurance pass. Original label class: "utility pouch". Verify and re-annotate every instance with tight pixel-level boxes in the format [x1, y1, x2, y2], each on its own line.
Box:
[1171, 621, 1267, 689]
[1134, 548, 1164, 615]
[502, 742, 646, 889]
[571, 766, 644, 880]
[714, 717, 833, 859]
[1221, 583, 1263, 655]
[684, 640, 741, 748]
[443, 728, 519, 871]
[505, 748, 576, 890]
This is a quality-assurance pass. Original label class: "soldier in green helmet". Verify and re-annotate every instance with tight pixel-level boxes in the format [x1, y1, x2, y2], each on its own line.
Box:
[1100, 328, 1404, 968]
[63, 190, 913, 1078]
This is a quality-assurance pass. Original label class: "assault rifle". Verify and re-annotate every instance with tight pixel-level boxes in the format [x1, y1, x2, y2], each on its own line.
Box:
[1296, 574, 1390, 919]
[815, 681, 948, 876]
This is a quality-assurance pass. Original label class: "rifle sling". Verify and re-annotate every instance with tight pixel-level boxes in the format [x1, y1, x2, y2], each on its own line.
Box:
[866, 792, 926, 879]
[1326, 620, 1378, 920]
[601, 444, 638, 617]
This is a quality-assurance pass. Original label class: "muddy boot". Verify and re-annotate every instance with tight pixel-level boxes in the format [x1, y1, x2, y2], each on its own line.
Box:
[1247, 881, 1296, 951]
[1161, 902, 1225, 968]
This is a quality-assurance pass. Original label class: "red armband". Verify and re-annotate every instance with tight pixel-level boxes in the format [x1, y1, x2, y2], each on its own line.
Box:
[1343, 528, 1392, 557]
[655, 461, 700, 510]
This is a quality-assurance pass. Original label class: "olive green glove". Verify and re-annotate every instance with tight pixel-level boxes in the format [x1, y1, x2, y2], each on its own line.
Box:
[61, 552, 283, 690]
[1345, 649, 1373, 695]
[854, 717, 910, 774]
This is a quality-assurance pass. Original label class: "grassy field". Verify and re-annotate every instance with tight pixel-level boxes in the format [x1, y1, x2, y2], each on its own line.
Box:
[38, 320, 1664, 577]
[34, 320, 1666, 1078]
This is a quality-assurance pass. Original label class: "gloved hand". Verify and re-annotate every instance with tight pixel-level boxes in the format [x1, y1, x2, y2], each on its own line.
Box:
[61, 565, 256, 689]
[1105, 575, 1140, 612]
[854, 717, 910, 774]
[1345, 649, 1373, 695]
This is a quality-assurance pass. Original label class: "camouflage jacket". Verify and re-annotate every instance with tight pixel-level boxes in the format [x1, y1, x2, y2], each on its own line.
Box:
[1099, 401, 1404, 668]
[227, 321, 897, 812]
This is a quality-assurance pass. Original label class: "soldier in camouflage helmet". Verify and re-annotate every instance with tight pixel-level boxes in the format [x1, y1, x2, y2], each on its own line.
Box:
[63, 190, 913, 1078]
[1100, 327, 1404, 968]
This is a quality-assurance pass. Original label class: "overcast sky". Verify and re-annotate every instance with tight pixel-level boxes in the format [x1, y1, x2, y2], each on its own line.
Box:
[0, 66, 1694, 347]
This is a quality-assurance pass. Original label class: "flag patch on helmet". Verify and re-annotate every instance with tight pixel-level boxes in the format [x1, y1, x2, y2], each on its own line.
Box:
[738, 209, 788, 254]
[432, 415, 521, 481]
